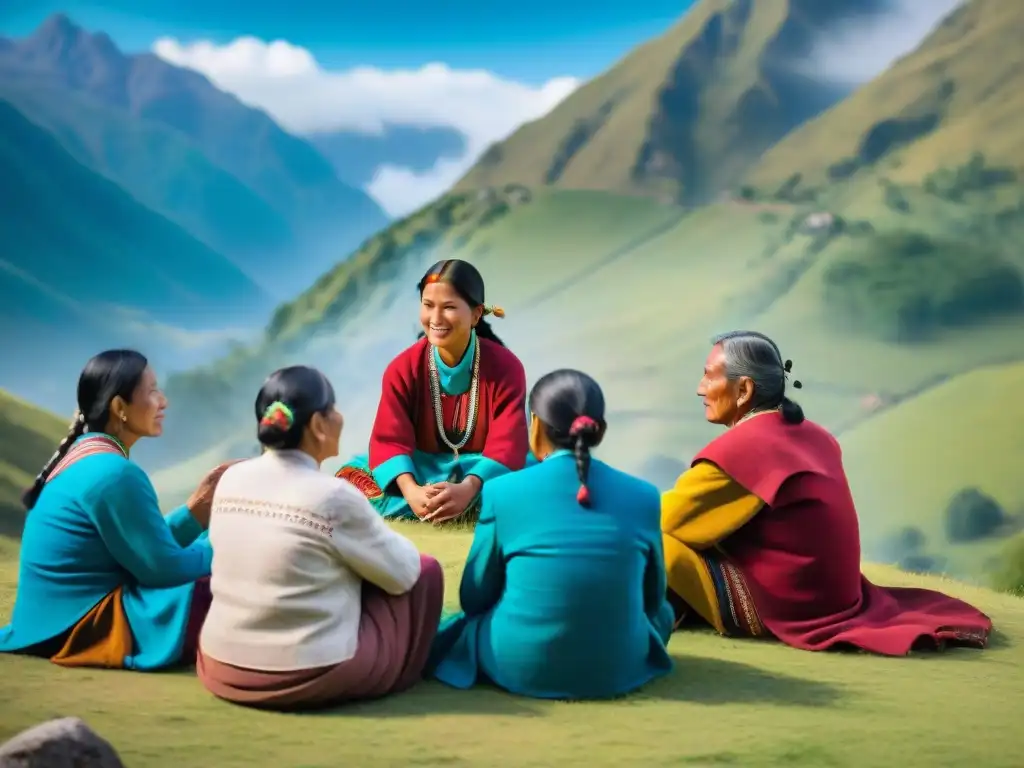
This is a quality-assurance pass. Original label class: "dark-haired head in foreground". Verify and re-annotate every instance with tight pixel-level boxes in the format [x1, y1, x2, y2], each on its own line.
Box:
[418, 259, 507, 365]
[23, 349, 165, 509]
[255, 365, 343, 464]
[699, 330, 804, 427]
[528, 369, 607, 507]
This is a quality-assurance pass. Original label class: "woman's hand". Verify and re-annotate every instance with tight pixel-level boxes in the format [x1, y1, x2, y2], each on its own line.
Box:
[423, 477, 481, 524]
[186, 460, 242, 528]
[402, 483, 439, 520]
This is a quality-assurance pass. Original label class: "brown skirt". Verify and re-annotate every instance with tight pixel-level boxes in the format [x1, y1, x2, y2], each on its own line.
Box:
[182, 577, 213, 663]
[197, 555, 444, 710]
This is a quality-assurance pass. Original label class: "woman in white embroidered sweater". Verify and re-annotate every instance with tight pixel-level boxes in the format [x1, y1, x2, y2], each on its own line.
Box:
[196, 365, 444, 710]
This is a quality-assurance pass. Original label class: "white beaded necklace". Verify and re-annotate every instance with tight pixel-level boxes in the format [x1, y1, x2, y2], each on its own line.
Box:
[427, 338, 481, 460]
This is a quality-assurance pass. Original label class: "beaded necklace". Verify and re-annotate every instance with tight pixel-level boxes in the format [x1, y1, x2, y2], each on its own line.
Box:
[105, 434, 129, 457]
[734, 406, 781, 427]
[427, 338, 481, 461]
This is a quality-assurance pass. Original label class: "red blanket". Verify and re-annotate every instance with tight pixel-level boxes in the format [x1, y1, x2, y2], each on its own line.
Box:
[694, 413, 992, 655]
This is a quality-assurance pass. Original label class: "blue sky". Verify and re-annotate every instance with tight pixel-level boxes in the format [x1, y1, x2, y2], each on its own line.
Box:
[1, 0, 692, 82]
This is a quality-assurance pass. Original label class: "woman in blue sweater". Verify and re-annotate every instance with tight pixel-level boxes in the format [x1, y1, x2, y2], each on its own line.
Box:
[0, 349, 232, 670]
[428, 369, 675, 699]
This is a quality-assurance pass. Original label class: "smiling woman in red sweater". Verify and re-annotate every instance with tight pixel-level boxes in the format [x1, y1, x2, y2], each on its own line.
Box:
[337, 259, 529, 524]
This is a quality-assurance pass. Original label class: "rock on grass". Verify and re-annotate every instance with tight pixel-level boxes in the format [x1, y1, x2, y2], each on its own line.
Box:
[0, 717, 124, 767]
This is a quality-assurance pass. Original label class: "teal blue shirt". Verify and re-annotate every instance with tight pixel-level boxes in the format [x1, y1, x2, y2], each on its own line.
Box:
[0, 435, 212, 669]
[432, 329, 475, 396]
[428, 451, 675, 699]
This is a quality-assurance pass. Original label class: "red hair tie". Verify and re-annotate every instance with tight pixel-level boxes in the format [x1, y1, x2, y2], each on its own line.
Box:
[569, 415, 597, 437]
[576, 485, 591, 506]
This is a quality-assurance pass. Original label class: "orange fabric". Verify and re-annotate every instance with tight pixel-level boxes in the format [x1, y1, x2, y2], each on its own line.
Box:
[50, 588, 133, 669]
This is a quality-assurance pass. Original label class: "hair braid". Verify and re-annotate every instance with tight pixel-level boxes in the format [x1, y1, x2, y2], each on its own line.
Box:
[573, 433, 593, 507]
[22, 411, 86, 510]
[474, 318, 505, 346]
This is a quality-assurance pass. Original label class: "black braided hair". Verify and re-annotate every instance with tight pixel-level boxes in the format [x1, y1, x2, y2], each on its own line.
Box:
[22, 349, 150, 511]
[474, 317, 504, 346]
[570, 420, 601, 507]
[21, 412, 86, 510]
[528, 369, 606, 508]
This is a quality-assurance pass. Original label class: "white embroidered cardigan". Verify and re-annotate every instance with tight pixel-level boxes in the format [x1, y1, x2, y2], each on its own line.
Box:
[199, 450, 422, 671]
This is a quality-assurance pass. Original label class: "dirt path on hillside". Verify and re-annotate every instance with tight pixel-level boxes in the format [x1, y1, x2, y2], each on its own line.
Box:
[726, 198, 797, 214]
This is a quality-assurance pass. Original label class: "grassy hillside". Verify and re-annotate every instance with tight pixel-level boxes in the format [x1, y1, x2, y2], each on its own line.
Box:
[455, 0, 889, 204]
[1, 526, 1021, 767]
[745, 0, 1024, 194]
[0, 390, 66, 537]
[842, 362, 1024, 579]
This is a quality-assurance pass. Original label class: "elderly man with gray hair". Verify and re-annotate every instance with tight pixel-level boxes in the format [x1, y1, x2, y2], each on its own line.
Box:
[660, 330, 992, 656]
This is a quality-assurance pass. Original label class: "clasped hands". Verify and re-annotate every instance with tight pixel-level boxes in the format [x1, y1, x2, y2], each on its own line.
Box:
[406, 477, 480, 524]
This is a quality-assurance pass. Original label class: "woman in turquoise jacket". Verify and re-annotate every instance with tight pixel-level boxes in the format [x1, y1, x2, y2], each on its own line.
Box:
[427, 368, 674, 699]
[0, 349, 231, 670]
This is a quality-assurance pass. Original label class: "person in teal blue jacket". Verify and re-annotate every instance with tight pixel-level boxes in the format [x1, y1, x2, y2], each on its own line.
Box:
[0, 349, 232, 670]
[427, 368, 675, 700]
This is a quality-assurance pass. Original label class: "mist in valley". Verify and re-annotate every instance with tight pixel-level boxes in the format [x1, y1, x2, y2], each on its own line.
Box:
[804, 0, 965, 84]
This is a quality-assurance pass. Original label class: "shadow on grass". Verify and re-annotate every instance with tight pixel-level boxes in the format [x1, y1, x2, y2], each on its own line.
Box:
[675, 741, 845, 767]
[637, 654, 845, 707]
[300, 680, 543, 718]
[987, 628, 1012, 649]
[217, 654, 844, 718]
[877, 621, 1012, 659]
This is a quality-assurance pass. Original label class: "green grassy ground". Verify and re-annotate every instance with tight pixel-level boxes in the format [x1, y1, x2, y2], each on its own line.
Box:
[0, 528, 1021, 767]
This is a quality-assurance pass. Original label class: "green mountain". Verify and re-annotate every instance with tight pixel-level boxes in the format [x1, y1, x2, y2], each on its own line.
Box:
[745, 0, 1024, 194]
[0, 99, 270, 398]
[0, 15, 389, 296]
[455, 0, 888, 205]
[134, 0, 1024, 588]
[0, 389, 67, 537]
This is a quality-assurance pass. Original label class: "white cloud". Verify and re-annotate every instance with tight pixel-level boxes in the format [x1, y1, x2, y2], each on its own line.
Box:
[805, 0, 964, 83]
[152, 36, 579, 216]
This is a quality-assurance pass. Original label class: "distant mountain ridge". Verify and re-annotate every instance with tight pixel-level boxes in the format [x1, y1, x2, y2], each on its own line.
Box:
[455, 0, 912, 204]
[0, 98, 270, 401]
[0, 14, 389, 296]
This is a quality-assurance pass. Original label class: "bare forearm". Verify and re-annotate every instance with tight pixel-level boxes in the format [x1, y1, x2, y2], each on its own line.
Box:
[395, 473, 419, 496]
